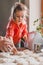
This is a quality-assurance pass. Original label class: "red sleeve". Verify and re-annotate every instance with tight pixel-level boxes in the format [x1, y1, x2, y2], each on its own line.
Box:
[22, 24, 28, 37]
[6, 20, 14, 38]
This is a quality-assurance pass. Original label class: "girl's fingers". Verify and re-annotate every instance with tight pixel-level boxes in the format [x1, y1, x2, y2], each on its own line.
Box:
[0, 47, 6, 52]
[7, 44, 13, 52]
[11, 47, 18, 54]
[3, 46, 9, 52]
[0, 43, 13, 52]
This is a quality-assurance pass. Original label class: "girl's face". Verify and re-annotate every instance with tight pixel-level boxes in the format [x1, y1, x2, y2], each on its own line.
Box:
[14, 10, 26, 23]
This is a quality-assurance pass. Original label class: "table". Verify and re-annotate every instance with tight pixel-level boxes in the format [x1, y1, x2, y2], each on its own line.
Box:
[0, 49, 43, 65]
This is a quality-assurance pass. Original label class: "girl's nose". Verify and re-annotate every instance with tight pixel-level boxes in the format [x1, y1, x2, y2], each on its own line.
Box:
[19, 17, 22, 20]
[19, 17, 22, 22]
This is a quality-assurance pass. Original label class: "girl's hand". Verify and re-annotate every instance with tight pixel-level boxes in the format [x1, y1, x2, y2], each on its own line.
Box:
[0, 36, 17, 52]
[23, 35, 27, 41]
[11, 47, 18, 55]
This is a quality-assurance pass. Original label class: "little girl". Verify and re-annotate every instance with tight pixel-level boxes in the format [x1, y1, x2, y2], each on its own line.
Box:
[6, 2, 29, 52]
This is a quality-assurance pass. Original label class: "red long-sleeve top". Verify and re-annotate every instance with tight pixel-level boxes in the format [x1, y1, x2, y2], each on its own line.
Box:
[6, 19, 28, 45]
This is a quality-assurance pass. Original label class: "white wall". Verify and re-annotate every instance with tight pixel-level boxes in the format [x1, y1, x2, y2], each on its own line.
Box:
[29, 0, 41, 32]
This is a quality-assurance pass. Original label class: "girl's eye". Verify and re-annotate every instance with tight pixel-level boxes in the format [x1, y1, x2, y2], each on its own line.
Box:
[22, 16, 24, 18]
[15, 15, 25, 19]
[16, 16, 19, 18]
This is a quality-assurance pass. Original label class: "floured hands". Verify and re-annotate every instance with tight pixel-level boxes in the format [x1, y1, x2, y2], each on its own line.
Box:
[0, 36, 18, 54]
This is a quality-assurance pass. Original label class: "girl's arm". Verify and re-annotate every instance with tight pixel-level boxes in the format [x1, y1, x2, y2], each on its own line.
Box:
[22, 24, 28, 41]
